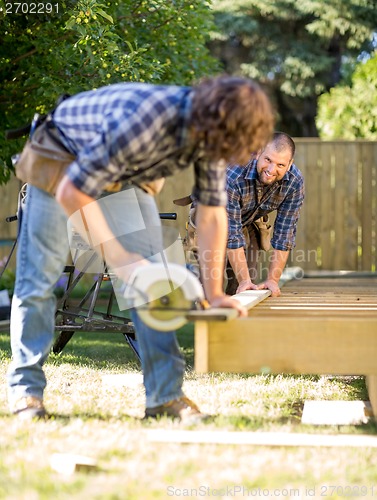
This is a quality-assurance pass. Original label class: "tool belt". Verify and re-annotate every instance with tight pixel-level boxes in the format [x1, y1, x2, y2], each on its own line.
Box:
[13, 119, 75, 195]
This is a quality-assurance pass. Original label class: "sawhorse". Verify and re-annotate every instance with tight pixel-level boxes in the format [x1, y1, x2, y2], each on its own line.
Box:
[53, 212, 178, 359]
[53, 260, 139, 358]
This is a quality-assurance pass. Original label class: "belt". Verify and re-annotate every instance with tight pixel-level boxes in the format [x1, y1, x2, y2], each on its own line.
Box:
[44, 116, 73, 154]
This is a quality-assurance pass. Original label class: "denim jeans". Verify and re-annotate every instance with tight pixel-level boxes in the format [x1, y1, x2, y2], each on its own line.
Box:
[7, 184, 185, 410]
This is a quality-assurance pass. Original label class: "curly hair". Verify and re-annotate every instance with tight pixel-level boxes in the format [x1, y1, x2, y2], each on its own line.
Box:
[190, 75, 275, 165]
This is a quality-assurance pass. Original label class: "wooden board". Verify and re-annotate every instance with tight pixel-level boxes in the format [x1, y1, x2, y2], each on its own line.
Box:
[186, 290, 271, 322]
[301, 400, 372, 425]
[50, 453, 97, 475]
[145, 429, 377, 448]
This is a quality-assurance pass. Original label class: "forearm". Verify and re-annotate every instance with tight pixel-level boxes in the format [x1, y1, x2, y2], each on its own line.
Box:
[227, 247, 250, 284]
[196, 204, 227, 302]
[268, 249, 290, 283]
[55, 176, 146, 277]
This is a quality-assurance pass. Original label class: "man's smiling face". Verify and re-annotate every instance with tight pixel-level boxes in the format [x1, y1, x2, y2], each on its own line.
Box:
[256, 143, 293, 185]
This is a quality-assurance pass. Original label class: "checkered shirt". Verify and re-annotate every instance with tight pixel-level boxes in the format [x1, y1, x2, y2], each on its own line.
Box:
[226, 159, 305, 251]
[52, 83, 227, 205]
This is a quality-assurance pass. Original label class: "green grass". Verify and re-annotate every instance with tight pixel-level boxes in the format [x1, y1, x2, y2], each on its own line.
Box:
[1, 324, 377, 499]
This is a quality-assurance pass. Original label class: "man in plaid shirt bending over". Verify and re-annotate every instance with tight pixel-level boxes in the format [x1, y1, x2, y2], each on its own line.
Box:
[7, 75, 274, 423]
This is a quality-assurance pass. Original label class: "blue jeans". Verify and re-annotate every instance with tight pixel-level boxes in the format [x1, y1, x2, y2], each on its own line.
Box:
[7, 185, 185, 410]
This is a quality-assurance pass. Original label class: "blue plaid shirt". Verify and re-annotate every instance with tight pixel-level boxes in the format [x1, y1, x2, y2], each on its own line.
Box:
[226, 160, 305, 251]
[53, 83, 227, 205]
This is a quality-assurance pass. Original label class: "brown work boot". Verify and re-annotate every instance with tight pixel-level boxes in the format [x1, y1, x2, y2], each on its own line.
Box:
[145, 396, 209, 424]
[12, 396, 48, 420]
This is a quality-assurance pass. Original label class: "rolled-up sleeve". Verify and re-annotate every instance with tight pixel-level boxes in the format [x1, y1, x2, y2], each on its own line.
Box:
[271, 179, 305, 251]
[191, 159, 228, 206]
[226, 180, 246, 249]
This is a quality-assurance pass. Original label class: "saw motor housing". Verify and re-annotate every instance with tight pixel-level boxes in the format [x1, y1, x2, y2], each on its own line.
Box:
[126, 263, 205, 331]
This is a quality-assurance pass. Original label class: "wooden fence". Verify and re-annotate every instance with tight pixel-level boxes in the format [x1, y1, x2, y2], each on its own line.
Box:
[1, 140, 376, 271]
[291, 140, 377, 272]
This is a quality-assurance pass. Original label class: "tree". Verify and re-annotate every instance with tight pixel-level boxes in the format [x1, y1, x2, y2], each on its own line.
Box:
[0, 0, 218, 184]
[209, 0, 377, 136]
[316, 51, 377, 139]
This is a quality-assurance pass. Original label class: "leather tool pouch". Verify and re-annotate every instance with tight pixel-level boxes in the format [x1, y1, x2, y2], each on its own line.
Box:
[14, 121, 75, 195]
[182, 205, 198, 252]
[252, 215, 272, 251]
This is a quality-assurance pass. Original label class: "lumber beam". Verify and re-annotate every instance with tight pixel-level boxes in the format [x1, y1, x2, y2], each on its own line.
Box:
[194, 317, 377, 375]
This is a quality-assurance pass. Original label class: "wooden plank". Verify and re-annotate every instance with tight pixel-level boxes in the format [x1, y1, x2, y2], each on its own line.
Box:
[50, 453, 98, 475]
[289, 143, 306, 260]
[372, 143, 377, 271]
[360, 143, 373, 270]
[333, 143, 346, 270]
[145, 429, 377, 448]
[301, 400, 371, 425]
[344, 143, 359, 269]
[303, 270, 377, 278]
[186, 290, 270, 322]
[194, 317, 377, 375]
[294, 142, 321, 271]
[187, 308, 239, 322]
[319, 143, 335, 269]
[282, 275, 377, 291]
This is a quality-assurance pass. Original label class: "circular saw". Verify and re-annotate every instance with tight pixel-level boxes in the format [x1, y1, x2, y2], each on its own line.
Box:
[126, 263, 206, 331]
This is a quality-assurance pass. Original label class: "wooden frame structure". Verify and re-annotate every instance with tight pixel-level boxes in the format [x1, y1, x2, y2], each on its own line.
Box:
[194, 274, 377, 416]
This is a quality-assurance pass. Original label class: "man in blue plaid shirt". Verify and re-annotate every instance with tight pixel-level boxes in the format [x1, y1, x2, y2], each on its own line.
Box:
[8, 76, 274, 422]
[225, 132, 304, 297]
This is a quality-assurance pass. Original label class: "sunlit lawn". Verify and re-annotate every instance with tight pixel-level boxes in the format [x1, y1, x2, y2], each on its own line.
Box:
[1, 321, 377, 499]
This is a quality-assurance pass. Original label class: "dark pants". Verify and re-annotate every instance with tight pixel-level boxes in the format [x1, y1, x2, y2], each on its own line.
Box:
[225, 223, 261, 296]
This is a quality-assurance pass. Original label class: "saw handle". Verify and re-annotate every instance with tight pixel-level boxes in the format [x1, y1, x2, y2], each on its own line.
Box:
[159, 213, 177, 220]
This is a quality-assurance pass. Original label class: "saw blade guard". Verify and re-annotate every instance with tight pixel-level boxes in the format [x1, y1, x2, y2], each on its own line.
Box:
[126, 263, 205, 331]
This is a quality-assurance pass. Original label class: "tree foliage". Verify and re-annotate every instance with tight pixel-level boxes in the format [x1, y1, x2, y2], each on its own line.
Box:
[209, 0, 377, 136]
[316, 51, 377, 139]
[0, 0, 218, 184]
